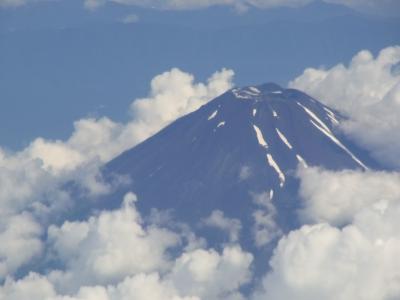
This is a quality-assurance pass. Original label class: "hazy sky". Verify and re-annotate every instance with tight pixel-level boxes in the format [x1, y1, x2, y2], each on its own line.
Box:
[0, 0, 399, 149]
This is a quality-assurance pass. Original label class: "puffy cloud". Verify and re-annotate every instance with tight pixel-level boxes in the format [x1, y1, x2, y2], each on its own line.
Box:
[1, 193, 253, 300]
[202, 210, 242, 242]
[252, 191, 282, 247]
[0, 213, 43, 279]
[253, 199, 400, 300]
[289, 46, 400, 168]
[0, 68, 233, 281]
[0, 272, 196, 300]
[47, 192, 180, 291]
[169, 246, 253, 300]
[0, 272, 57, 300]
[297, 167, 400, 226]
[127, 68, 234, 144]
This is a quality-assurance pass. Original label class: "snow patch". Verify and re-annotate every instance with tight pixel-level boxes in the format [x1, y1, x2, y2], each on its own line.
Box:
[270, 189, 274, 200]
[296, 154, 308, 168]
[253, 109, 257, 117]
[249, 86, 261, 94]
[309, 119, 368, 170]
[253, 125, 269, 148]
[297, 102, 331, 133]
[232, 87, 261, 99]
[323, 107, 340, 125]
[267, 154, 285, 187]
[217, 121, 226, 128]
[208, 110, 218, 120]
[271, 91, 282, 94]
[276, 128, 293, 149]
[272, 110, 278, 118]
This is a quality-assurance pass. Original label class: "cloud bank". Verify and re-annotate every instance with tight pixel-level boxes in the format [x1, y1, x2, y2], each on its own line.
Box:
[1, 48, 400, 300]
[3, 0, 400, 16]
[1, 193, 253, 300]
[253, 167, 400, 300]
[0, 68, 234, 282]
[82, 0, 400, 15]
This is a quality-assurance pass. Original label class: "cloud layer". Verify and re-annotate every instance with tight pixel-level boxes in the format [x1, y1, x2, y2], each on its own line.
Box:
[1, 49, 400, 300]
[3, 0, 400, 16]
[82, 0, 400, 14]
[1, 193, 253, 300]
[254, 167, 400, 300]
[0, 68, 234, 282]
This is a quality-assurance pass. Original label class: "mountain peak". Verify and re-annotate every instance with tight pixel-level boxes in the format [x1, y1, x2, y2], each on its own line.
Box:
[230, 82, 284, 100]
[103, 85, 376, 258]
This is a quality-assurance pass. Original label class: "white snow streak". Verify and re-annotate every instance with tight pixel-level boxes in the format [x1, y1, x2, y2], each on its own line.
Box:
[267, 154, 285, 187]
[253, 109, 257, 117]
[276, 128, 293, 149]
[253, 125, 269, 148]
[323, 107, 340, 125]
[232, 89, 251, 99]
[309, 119, 368, 170]
[217, 121, 226, 128]
[272, 110, 278, 118]
[208, 110, 218, 120]
[271, 91, 282, 94]
[249, 86, 261, 94]
[297, 102, 331, 133]
[269, 189, 274, 200]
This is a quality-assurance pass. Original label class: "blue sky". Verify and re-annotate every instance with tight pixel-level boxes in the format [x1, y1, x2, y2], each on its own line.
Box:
[0, 0, 399, 150]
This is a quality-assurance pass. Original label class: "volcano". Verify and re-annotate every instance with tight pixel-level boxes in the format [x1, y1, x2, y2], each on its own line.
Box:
[103, 83, 377, 251]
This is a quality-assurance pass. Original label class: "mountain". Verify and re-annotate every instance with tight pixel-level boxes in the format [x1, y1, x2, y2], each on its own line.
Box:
[102, 83, 378, 266]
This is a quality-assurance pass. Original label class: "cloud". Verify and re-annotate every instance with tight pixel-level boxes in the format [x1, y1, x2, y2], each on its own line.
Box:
[0, 68, 234, 282]
[80, 0, 400, 16]
[47, 192, 180, 291]
[202, 210, 242, 242]
[325, 0, 400, 16]
[169, 246, 253, 300]
[2, 0, 400, 15]
[0, 67, 244, 299]
[120, 13, 139, 24]
[127, 68, 234, 145]
[0, 213, 43, 279]
[254, 203, 400, 300]
[253, 168, 400, 300]
[252, 191, 282, 247]
[83, 0, 314, 11]
[289, 46, 400, 168]
[1, 193, 253, 300]
[297, 167, 400, 226]
[0, 0, 29, 7]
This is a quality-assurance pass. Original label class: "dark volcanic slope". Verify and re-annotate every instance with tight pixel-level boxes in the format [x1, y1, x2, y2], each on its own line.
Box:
[104, 83, 374, 246]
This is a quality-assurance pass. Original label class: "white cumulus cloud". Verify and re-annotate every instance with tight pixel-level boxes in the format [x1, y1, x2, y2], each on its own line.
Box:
[253, 168, 400, 300]
[297, 167, 400, 226]
[0, 68, 234, 282]
[1, 193, 253, 300]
